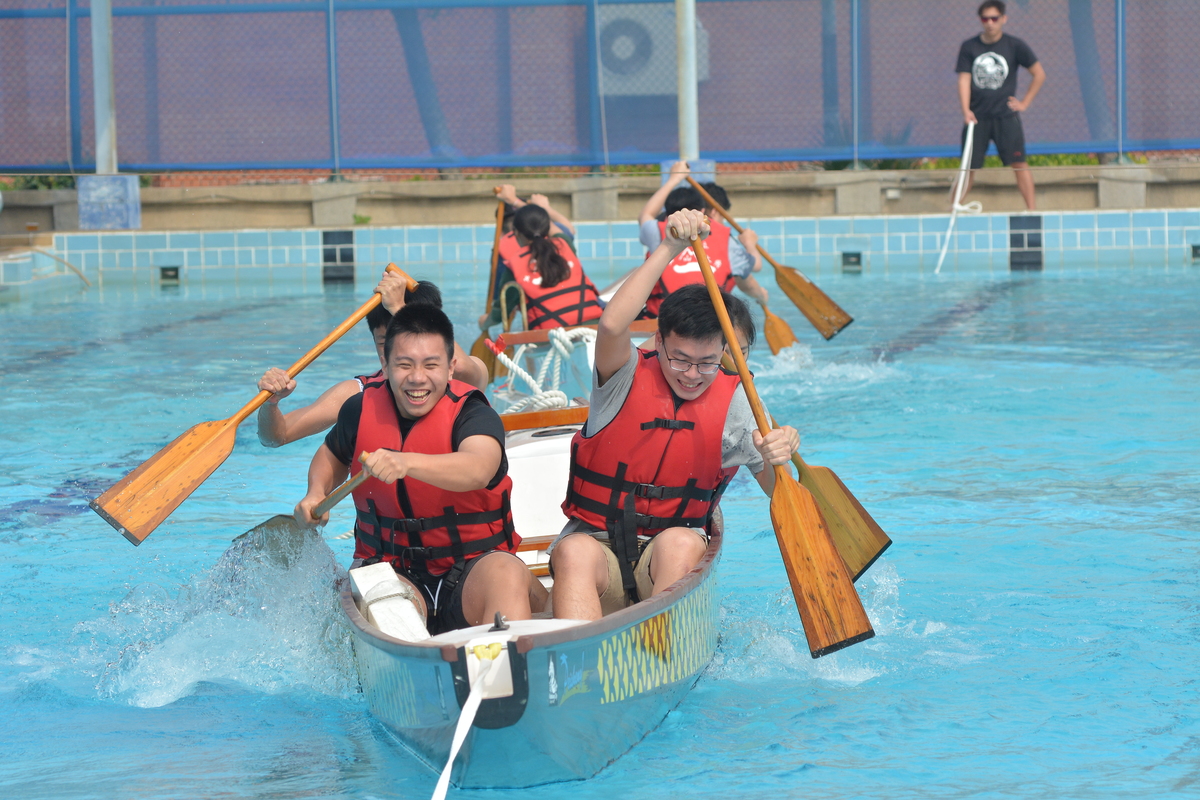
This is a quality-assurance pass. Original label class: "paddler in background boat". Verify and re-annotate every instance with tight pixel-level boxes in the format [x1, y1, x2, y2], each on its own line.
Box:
[295, 304, 541, 633]
[257, 270, 489, 447]
[478, 185, 579, 332]
[549, 209, 800, 621]
[476, 204, 604, 332]
[637, 160, 769, 317]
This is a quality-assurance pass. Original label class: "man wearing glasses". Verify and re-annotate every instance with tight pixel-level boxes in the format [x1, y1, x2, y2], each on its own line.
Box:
[549, 209, 800, 621]
[956, 0, 1046, 209]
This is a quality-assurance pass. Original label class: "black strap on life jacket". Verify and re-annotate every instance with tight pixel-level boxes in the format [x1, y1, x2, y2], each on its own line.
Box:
[525, 277, 601, 329]
[639, 419, 695, 431]
[566, 456, 728, 601]
[355, 490, 515, 575]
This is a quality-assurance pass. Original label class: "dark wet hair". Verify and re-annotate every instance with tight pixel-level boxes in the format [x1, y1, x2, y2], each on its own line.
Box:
[366, 280, 443, 333]
[724, 292, 756, 349]
[384, 303, 455, 361]
[978, 1, 1004, 16]
[659, 186, 704, 220]
[700, 182, 730, 212]
[513, 205, 571, 288]
[658, 284, 727, 344]
[501, 202, 519, 234]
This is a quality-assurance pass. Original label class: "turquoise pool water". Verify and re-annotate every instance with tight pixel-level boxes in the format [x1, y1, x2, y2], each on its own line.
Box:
[1, 265, 1198, 798]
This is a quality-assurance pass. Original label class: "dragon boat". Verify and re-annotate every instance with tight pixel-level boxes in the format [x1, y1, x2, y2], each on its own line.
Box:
[340, 324, 724, 788]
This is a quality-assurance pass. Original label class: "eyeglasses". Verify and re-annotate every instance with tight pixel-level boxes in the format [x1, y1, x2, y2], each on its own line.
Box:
[980, 15, 1001, 22]
[665, 358, 721, 375]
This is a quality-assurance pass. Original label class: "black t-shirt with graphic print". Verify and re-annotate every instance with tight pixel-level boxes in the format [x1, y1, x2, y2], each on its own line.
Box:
[956, 33, 1038, 119]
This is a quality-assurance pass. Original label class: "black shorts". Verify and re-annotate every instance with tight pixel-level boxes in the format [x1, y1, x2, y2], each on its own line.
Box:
[963, 114, 1027, 168]
[356, 551, 504, 636]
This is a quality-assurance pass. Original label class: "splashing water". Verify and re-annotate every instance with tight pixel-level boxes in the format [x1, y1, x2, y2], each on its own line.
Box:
[81, 523, 358, 708]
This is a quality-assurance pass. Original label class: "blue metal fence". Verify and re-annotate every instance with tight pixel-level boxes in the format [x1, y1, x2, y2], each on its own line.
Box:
[1, 0, 1195, 172]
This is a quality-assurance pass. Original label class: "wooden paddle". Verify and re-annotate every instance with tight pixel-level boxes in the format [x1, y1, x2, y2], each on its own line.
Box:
[90, 266, 419, 546]
[718, 346, 891, 581]
[687, 177, 853, 341]
[761, 303, 798, 354]
[470, 191, 507, 381]
[688, 235, 873, 657]
[770, 413, 891, 581]
[233, 453, 370, 545]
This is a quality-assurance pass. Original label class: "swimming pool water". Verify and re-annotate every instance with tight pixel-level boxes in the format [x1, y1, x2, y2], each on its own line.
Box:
[1, 265, 1198, 798]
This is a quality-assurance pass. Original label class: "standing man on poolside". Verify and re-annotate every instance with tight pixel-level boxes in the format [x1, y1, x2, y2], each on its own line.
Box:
[956, 1, 1045, 209]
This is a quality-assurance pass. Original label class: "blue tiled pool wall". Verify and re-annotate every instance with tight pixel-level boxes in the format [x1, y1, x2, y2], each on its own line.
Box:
[44, 209, 1200, 288]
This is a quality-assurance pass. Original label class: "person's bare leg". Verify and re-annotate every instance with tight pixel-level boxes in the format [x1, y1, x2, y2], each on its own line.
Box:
[459, 551, 533, 627]
[528, 573, 549, 614]
[549, 534, 610, 621]
[646, 527, 707, 596]
[1013, 162, 1036, 209]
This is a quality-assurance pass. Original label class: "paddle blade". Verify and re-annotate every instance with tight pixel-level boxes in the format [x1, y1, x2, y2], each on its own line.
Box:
[90, 420, 238, 545]
[798, 462, 892, 582]
[763, 308, 799, 355]
[773, 263, 853, 340]
[232, 514, 325, 570]
[769, 469, 874, 657]
[470, 333, 502, 382]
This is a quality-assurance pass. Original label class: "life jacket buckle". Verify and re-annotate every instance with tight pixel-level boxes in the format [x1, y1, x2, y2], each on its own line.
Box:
[633, 483, 668, 499]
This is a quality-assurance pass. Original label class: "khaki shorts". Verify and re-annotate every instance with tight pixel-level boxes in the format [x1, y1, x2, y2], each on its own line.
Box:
[549, 520, 706, 617]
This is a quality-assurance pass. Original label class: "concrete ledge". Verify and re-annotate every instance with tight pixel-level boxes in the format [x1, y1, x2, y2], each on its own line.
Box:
[7, 164, 1200, 233]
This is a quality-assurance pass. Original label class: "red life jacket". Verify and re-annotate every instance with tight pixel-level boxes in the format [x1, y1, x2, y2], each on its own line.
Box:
[643, 218, 735, 318]
[562, 349, 739, 593]
[498, 232, 603, 330]
[355, 368, 385, 391]
[351, 379, 518, 576]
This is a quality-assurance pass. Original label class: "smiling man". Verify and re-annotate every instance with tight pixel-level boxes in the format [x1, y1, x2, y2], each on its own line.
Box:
[956, 0, 1045, 209]
[549, 209, 799, 621]
[294, 304, 538, 635]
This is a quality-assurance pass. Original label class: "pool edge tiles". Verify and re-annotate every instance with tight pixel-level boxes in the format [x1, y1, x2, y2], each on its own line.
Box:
[3, 209, 1196, 298]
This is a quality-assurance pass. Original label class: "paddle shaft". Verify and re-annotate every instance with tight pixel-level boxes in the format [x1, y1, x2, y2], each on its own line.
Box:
[225, 265, 417, 431]
[311, 451, 375, 518]
[689, 235, 873, 655]
[483, 192, 505, 314]
[675, 231, 771, 435]
[687, 177, 812, 287]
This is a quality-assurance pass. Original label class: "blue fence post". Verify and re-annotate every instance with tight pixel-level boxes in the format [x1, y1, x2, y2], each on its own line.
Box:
[586, 0, 603, 167]
[1116, 0, 1126, 161]
[850, 0, 860, 168]
[326, 0, 341, 175]
[67, 0, 81, 170]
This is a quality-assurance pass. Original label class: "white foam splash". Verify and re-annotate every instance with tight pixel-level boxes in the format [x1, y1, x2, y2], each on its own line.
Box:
[750, 344, 903, 401]
[79, 524, 358, 708]
[709, 562, 991, 685]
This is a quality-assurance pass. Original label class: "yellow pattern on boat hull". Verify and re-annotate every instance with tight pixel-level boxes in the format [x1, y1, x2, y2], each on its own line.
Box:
[597, 577, 717, 704]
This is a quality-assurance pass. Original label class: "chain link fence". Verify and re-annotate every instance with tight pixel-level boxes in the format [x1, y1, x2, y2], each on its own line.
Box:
[0, 0, 1194, 171]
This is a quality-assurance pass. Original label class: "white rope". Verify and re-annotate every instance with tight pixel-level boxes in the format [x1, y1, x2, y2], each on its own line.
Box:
[430, 657, 493, 800]
[936, 121, 983, 274]
[494, 327, 597, 414]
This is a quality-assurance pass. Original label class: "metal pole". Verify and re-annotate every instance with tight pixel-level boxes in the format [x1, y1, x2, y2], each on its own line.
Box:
[1116, 0, 1125, 161]
[676, 0, 699, 162]
[326, 0, 341, 176]
[90, 0, 118, 174]
[850, 0, 860, 169]
[67, 0, 81, 170]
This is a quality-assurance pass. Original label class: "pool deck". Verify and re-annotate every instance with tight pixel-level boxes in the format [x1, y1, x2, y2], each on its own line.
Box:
[4, 163, 1200, 236]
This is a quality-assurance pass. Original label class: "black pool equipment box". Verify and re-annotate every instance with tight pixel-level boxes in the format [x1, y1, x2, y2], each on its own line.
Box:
[1009, 215, 1043, 271]
[323, 230, 355, 283]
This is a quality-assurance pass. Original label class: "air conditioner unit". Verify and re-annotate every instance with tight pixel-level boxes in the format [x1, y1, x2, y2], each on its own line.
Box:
[598, 3, 710, 97]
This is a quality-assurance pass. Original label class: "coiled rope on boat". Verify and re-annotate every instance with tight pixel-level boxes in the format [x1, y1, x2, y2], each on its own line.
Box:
[493, 326, 596, 414]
